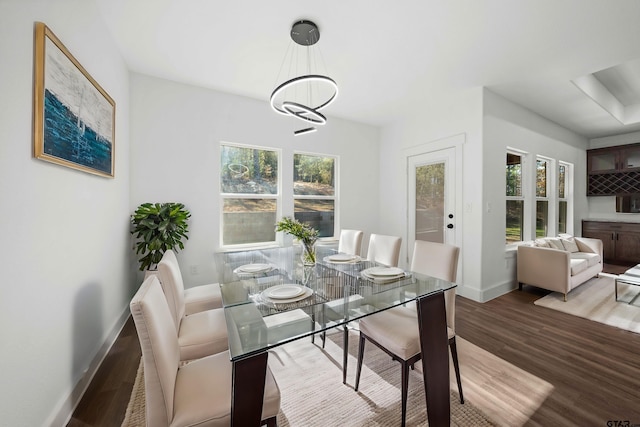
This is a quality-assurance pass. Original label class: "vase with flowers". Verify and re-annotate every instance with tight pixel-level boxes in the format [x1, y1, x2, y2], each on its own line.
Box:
[275, 216, 319, 266]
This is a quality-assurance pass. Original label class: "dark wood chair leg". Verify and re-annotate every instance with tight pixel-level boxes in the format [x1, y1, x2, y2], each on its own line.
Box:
[263, 416, 277, 427]
[342, 325, 349, 384]
[449, 337, 464, 404]
[401, 360, 410, 427]
[354, 333, 366, 391]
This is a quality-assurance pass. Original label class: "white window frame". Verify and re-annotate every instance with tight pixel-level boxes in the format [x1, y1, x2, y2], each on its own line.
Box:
[535, 156, 554, 238]
[293, 150, 339, 239]
[219, 141, 282, 249]
[557, 161, 574, 235]
[506, 148, 529, 245]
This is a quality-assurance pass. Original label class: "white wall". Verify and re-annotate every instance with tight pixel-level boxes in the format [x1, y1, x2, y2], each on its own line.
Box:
[378, 87, 484, 301]
[129, 73, 380, 287]
[0, 1, 131, 426]
[483, 89, 589, 300]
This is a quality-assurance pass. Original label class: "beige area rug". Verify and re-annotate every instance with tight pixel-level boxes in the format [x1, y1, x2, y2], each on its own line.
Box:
[123, 328, 556, 426]
[533, 275, 640, 334]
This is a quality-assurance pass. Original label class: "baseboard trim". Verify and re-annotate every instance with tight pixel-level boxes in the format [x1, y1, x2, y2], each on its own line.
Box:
[47, 307, 131, 427]
[458, 280, 516, 303]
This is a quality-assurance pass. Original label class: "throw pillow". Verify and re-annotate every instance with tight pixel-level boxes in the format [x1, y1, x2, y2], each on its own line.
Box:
[546, 238, 565, 250]
[561, 236, 580, 253]
[534, 238, 551, 248]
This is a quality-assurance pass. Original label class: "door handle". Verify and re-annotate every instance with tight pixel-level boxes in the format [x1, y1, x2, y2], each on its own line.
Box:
[447, 224, 454, 229]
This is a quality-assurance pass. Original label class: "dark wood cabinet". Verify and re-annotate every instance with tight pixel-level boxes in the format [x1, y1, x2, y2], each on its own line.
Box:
[582, 220, 640, 264]
[588, 143, 640, 174]
[587, 143, 640, 195]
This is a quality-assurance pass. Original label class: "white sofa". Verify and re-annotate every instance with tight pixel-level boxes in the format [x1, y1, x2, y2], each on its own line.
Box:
[517, 235, 603, 301]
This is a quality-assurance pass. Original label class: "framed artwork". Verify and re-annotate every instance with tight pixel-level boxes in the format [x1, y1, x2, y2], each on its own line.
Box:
[33, 22, 115, 178]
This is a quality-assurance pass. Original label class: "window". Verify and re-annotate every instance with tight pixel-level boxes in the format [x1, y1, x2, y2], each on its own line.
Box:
[220, 143, 280, 246]
[506, 150, 574, 245]
[558, 162, 571, 234]
[506, 152, 524, 244]
[293, 153, 337, 238]
[535, 158, 549, 238]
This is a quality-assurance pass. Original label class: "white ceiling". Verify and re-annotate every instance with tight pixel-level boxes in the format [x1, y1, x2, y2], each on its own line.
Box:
[96, 0, 640, 139]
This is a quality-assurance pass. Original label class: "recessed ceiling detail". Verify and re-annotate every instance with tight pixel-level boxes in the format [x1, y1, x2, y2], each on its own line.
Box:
[572, 59, 640, 126]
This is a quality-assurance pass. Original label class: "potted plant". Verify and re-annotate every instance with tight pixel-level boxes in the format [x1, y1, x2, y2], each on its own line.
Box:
[130, 202, 191, 271]
[275, 216, 319, 265]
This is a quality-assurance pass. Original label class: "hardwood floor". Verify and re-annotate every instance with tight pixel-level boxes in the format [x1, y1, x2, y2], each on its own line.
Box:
[67, 318, 141, 427]
[67, 284, 640, 427]
[456, 287, 640, 426]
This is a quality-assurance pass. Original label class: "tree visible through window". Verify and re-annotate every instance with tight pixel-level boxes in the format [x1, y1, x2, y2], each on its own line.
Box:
[536, 158, 549, 238]
[506, 152, 524, 244]
[293, 153, 336, 238]
[220, 144, 279, 246]
[558, 163, 568, 234]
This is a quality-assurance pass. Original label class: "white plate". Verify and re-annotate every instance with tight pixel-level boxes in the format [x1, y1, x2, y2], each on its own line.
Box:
[263, 284, 305, 299]
[366, 267, 405, 277]
[324, 254, 361, 263]
[261, 286, 313, 304]
[236, 263, 272, 274]
[361, 267, 406, 283]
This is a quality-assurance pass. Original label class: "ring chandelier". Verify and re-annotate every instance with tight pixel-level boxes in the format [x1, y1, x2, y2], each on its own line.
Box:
[270, 20, 338, 135]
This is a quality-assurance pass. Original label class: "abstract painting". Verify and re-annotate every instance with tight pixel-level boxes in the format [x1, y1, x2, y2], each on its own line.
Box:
[33, 22, 115, 178]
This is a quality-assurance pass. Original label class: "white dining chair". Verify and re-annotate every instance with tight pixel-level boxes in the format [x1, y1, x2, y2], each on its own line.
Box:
[366, 233, 402, 267]
[338, 229, 363, 256]
[158, 254, 229, 361]
[130, 275, 280, 427]
[161, 249, 223, 315]
[355, 240, 463, 427]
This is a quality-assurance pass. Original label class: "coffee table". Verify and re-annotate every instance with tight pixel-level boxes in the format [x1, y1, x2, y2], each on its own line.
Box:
[615, 264, 640, 304]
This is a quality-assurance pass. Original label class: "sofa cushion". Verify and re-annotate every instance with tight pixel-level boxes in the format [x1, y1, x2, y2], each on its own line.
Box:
[561, 237, 580, 253]
[569, 258, 589, 275]
[571, 252, 601, 267]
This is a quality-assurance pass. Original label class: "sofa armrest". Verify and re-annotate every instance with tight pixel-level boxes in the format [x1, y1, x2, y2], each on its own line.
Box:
[574, 237, 603, 259]
[517, 245, 571, 294]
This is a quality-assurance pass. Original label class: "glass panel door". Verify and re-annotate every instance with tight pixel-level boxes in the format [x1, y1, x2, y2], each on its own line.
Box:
[415, 162, 445, 243]
[408, 147, 456, 248]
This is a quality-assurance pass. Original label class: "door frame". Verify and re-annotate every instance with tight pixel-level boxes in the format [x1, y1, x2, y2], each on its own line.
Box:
[404, 133, 464, 280]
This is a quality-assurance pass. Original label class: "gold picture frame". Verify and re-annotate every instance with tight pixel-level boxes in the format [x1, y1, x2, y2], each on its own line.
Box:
[33, 22, 115, 178]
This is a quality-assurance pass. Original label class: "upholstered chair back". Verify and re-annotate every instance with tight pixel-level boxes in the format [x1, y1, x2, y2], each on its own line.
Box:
[338, 229, 364, 256]
[158, 250, 186, 331]
[130, 275, 180, 427]
[410, 240, 460, 331]
[367, 234, 402, 267]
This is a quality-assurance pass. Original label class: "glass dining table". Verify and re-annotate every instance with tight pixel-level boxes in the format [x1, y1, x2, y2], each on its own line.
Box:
[216, 245, 455, 427]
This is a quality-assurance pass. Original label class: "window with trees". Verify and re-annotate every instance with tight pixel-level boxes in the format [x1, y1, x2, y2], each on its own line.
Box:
[536, 158, 550, 238]
[506, 152, 524, 244]
[558, 162, 569, 234]
[293, 153, 337, 238]
[220, 143, 280, 246]
[506, 150, 573, 245]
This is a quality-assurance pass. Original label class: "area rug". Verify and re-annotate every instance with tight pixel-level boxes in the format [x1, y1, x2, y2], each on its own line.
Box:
[533, 275, 640, 334]
[122, 332, 496, 426]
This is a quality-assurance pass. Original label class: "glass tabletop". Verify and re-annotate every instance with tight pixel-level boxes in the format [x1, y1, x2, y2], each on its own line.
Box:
[218, 247, 456, 361]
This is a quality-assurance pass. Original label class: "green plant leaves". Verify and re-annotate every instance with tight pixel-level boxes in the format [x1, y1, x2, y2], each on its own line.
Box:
[130, 202, 191, 271]
[275, 216, 319, 246]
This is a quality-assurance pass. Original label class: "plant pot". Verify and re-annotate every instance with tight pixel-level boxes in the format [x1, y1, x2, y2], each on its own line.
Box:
[301, 240, 317, 266]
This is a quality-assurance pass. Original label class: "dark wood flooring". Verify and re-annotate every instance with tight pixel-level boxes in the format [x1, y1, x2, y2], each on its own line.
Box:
[68, 270, 640, 427]
[67, 317, 141, 427]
